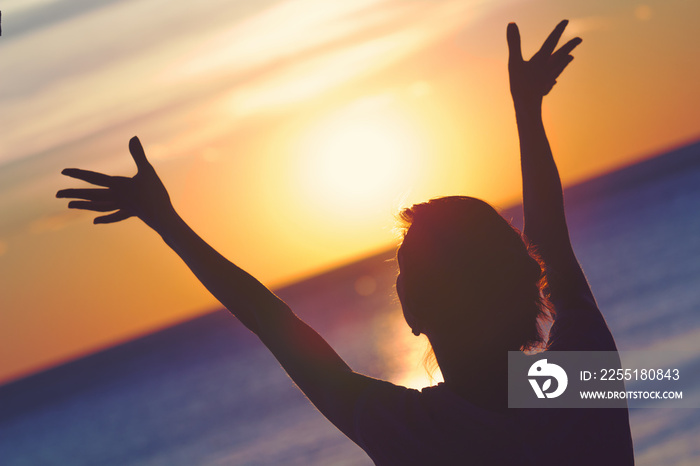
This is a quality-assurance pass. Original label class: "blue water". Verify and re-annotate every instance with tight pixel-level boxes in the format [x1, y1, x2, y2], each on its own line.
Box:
[2, 141, 700, 465]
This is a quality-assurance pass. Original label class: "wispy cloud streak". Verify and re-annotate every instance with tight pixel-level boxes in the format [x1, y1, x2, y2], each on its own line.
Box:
[0, 0, 488, 166]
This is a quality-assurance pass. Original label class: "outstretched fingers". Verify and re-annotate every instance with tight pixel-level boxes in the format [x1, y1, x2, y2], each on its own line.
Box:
[547, 37, 581, 80]
[68, 200, 120, 212]
[535, 19, 568, 60]
[552, 37, 583, 61]
[61, 168, 114, 187]
[94, 210, 132, 224]
[57, 137, 153, 226]
[56, 188, 113, 201]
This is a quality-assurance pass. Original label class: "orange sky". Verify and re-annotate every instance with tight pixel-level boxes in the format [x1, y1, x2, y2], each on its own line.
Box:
[1, 0, 699, 384]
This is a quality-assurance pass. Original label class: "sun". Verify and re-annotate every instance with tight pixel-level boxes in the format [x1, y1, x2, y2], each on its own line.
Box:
[295, 97, 424, 217]
[311, 119, 408, 202]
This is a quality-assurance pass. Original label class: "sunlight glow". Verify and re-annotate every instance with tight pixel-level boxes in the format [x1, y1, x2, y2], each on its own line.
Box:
[213, 0, 483, 118]
[295, 96, 424, 216]
[376, 311, 444, 390]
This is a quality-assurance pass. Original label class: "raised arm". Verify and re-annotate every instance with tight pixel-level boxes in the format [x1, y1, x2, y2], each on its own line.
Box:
[507, 21, 616, 350]
[506, 21, 591, 292]
[56, 137, 372, 440]
[507, 20, 581, 270]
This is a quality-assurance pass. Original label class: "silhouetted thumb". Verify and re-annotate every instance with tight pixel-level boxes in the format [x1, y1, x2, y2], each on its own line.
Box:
[129, 136, 151, 171]
[507, 23, 523, 63]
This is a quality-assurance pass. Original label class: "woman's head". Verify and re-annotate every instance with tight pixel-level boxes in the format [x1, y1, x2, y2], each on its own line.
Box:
[397, 196, 550, 352]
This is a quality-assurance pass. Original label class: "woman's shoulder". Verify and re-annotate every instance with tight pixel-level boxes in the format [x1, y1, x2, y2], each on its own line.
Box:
[355, 379, 518, 443]
[354, 381, 527, 465]
[358, 380, 506, 418]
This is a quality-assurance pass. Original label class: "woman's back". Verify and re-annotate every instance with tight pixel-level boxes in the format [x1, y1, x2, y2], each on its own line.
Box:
[353, 274, 634, 465]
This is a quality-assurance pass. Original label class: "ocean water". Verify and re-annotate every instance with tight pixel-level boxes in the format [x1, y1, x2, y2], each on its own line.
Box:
[2, 141, 699, 465]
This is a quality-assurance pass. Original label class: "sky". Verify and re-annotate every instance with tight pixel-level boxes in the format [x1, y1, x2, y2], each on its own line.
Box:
[1, 0, 699, 384]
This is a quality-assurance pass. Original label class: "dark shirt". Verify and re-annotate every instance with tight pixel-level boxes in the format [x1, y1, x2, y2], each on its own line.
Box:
[353, 260, 635, 465]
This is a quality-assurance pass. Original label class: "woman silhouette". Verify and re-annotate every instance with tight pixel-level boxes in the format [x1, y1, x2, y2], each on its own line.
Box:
[58, 21, 634, 465]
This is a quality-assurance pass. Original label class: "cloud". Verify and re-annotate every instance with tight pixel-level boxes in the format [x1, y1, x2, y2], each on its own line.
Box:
[0, 0, 488, 166]
[3, 0, 64, 17]
[163, 0, 394, 83]
[191, 0, 486, 115]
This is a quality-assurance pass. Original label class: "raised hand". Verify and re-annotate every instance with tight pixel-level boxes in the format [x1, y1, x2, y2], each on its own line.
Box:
[57, 136, 175, 230]
[507, 20, 582, 106]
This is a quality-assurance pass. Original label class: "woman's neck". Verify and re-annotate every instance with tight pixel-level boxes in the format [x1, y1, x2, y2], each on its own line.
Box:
[430, 337, 510, 412]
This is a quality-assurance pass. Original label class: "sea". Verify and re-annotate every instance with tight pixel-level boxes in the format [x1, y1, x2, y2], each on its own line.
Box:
[2, 140, 699, 465]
